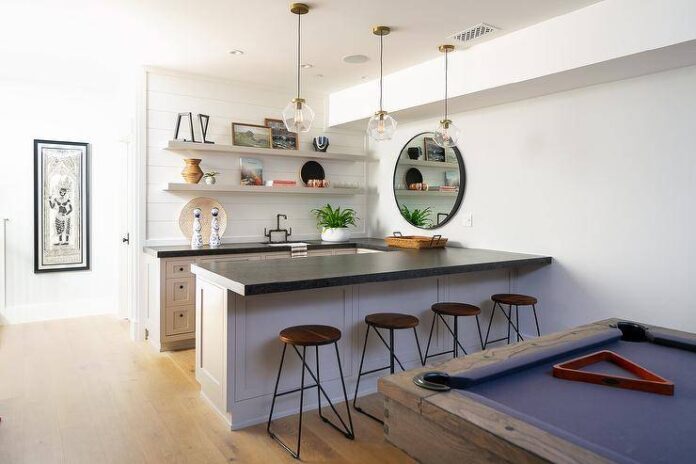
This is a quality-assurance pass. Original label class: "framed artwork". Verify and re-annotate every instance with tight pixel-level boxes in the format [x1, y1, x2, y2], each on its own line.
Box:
[34, 140, 90, 273]
[265, 118, 298, 150]
[231, 123, 272, 149]
[445, 170, 460, 188]
[240, 158, 264, 186]
[424, 137, 446, 162]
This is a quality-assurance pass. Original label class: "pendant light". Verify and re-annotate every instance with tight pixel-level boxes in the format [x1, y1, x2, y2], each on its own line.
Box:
[367, 26, 397, 141]
[282, 3, 315, 133]
[433, 44, 461, 148]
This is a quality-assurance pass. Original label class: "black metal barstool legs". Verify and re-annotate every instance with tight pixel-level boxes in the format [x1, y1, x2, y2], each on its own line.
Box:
[422, 302, 484, 364]
[483, 294, 541, 349]
[267, 325, 354, 459]
[353, 313, 421, 424]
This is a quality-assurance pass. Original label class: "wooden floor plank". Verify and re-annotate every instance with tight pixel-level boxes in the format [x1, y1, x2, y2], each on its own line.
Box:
[0, 315, 415, 464]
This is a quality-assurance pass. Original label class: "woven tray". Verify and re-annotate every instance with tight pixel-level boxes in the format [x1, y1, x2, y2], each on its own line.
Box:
[385, 233, 448, 249]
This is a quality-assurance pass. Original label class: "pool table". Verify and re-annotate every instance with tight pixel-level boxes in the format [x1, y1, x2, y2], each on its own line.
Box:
[379, 319, 696, 464]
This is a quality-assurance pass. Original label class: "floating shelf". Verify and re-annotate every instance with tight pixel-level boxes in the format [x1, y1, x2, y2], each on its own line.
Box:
[395, 190, 459, 197]
[163, 183, 364, 195]
[165, 140, 365, 162]
[398, 159, 459, 169]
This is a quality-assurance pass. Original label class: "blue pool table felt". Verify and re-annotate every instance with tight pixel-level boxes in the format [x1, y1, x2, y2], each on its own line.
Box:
[458, 331, 696, 464]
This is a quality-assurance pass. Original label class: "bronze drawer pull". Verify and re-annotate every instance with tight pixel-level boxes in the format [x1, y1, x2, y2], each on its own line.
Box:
[179, 285, 184, 289]
[179, 313, 184, 318]
[179, 267, 184, 271]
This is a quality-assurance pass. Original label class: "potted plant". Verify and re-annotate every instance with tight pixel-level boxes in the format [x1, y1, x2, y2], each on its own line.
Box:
[203, 171, 219, 185]
[312, 204, 358, 242]
[400, 205, 433, 228]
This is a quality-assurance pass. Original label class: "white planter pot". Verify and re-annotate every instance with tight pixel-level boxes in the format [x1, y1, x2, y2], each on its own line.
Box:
[204, 176, 216, 185]
[321, 227, 351, 242]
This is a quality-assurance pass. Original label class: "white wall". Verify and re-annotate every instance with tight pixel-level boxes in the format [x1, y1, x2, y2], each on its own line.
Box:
[145, 70, 367, 245]
[330, 0, 696, 127]
[368, 65, 696, 333]
[0, 78, 132, 324]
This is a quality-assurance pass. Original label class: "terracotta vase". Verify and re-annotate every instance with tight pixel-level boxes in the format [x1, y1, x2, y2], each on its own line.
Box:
[181, 159, 203, 184]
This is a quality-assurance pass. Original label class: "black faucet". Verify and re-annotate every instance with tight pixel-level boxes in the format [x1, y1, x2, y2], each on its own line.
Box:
[264, 214, 293, 243]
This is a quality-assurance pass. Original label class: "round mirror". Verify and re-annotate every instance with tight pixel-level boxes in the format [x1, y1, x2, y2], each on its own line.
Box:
[393, 132, 466, 229]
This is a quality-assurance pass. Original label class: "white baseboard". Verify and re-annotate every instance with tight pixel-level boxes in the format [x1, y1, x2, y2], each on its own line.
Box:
[0, 297, 117, 325]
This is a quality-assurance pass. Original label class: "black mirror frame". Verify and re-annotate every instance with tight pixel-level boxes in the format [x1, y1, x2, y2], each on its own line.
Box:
[392, 132, 467, 230]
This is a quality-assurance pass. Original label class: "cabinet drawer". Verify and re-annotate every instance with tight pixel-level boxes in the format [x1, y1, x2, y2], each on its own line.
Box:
[165, 260, 194, 278]
[200, 254, 263, 265]
[165, 306, 194, 336]
[166, 277, 195, 306]
[333, 248, 357, 255]
[308, 249, 334, 257]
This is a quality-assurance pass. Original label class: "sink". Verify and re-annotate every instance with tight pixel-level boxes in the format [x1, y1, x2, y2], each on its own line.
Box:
[266, 242, 309, 247]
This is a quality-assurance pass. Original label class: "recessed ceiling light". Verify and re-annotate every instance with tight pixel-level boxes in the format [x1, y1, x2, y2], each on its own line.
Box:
[315, 73, 324, 78]
[228, 49, 245, 55]
[301, 63, 313, 69]
[361, 75, 369, 80]
[343, 54, 369, 64]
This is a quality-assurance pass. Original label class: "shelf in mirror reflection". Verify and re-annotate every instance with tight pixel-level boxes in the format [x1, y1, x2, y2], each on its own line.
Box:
[395, 190, 459, 197]
[398, 159, 459, 168]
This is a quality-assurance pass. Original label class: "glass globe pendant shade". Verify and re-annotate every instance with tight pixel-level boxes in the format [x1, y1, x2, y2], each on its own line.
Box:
[282, 97, 314, 133]
[367, 111, 397, 141]
[434, 119, 461, 148]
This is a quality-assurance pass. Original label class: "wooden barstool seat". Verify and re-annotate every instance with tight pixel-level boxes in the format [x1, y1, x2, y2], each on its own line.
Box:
[484, 294, 541, 349]
[491, 294, 538, 306]
[432, 302, 481, 317]
[268, 324, 354, 459]
[365, 312, 419, 330]
[279, 324, 341, 346]
[354, 312, 423, 424]
[423, 302, 484, 363]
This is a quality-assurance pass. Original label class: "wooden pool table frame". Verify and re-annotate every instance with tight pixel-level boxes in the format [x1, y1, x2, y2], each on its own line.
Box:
[378, 318, 695, 464]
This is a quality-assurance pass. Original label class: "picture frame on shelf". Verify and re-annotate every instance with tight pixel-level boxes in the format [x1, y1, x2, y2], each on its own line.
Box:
[240, 158, 264, 186]
[34, 139, 90, 273]
[232, 123, 272, 149]
[265, 118, 298, 150]
[424, 137, 446, 162]
[445, 170, 460, 188]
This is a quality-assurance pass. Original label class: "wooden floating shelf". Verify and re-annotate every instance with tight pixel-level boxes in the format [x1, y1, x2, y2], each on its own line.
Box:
[163, 183, 364, 195]
[165, 140, 365, 162]
[399, 159, 459, 168]
[395, 190, 459, 197]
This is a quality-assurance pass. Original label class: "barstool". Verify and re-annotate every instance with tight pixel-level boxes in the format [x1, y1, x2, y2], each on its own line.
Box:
[483, 294, 540, 348]
[353, 313, 422, 423]
[423, 302, 484, 363]
[267, 325, 354, 459]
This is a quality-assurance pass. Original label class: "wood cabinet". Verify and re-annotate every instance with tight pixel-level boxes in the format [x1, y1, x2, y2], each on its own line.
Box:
[144, 246, 361, 351]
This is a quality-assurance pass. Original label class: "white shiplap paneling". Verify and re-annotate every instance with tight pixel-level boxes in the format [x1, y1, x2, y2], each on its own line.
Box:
[146, 70, 367, 245]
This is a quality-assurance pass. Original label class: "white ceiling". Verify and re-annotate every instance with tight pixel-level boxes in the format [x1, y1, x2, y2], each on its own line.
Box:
[2, 0, 601, 93]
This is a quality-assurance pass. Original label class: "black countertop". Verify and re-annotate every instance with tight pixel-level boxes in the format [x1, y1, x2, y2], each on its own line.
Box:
[143, 238, 392, 258]
[190, 247, 552, 296]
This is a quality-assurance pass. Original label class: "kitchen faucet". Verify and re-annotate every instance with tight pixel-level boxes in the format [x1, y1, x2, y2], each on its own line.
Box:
[264, 214, 292, 243]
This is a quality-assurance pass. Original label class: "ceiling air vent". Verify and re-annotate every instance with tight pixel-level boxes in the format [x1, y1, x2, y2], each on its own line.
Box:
[450, 23, 499, 44]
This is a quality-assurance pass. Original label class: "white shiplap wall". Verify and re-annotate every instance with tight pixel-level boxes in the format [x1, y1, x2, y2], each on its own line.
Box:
[146, 70, 367, 245]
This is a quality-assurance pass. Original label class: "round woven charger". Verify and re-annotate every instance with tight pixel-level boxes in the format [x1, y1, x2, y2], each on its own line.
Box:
[178, 197, 227, 243]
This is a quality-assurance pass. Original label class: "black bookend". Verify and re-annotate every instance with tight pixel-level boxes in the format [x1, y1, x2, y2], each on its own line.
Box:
[174, 112, 197, 142]
[198, 114, 214, 144]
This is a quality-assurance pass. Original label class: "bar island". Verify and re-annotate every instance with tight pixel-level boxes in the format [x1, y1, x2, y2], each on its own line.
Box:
[190, 243, 551, 429]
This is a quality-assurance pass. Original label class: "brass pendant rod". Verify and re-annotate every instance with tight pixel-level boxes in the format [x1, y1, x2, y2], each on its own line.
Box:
[297, 12, 301, 99]
[379, 33, 384, 112]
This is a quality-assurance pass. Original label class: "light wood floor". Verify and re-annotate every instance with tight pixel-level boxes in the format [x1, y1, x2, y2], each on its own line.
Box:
[0, 316, 415, 464]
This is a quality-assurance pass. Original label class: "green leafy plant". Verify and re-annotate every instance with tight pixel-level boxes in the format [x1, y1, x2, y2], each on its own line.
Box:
[311, 204, 358, 229]
[203, 171, 219, 178]
[400, 205, 433, 227]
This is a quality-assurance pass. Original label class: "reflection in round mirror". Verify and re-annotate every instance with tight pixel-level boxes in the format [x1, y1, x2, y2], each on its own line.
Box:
[393, 132, 466, 229]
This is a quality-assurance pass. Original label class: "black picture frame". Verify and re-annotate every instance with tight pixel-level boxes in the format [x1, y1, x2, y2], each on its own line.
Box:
[34, 139, 91, 273]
